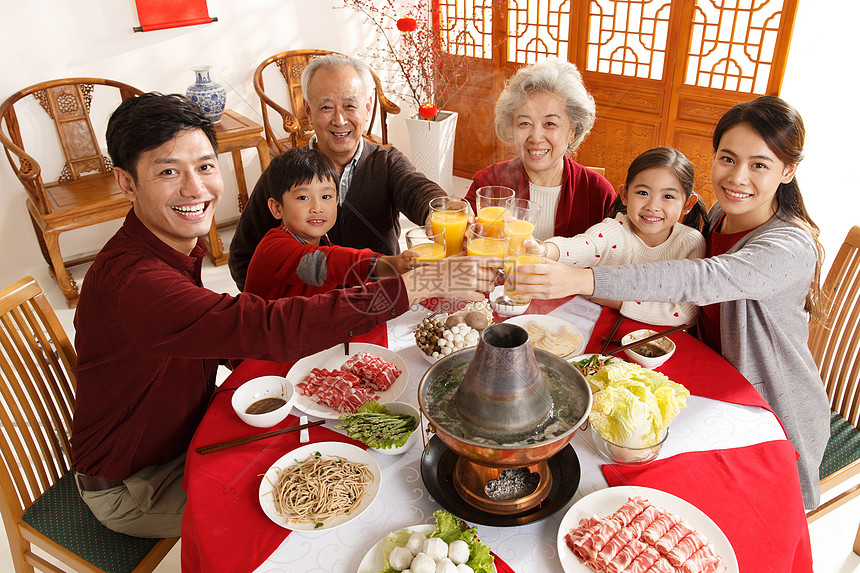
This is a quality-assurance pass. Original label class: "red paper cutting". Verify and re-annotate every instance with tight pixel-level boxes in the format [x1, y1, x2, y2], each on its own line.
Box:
[134, 0, 215, 32]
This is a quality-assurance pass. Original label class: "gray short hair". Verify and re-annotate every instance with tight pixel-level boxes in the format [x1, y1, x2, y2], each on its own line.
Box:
[300, 53, 375, 102]
[495, 58, 596, 152]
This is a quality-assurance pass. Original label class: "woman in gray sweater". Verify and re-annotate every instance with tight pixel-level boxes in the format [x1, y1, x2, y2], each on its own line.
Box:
[510, 95, 829, 509]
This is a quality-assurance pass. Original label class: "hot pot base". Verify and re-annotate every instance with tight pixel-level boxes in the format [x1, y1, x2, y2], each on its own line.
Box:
[420, 436, 581, 526]
[453, 459, 551, 515]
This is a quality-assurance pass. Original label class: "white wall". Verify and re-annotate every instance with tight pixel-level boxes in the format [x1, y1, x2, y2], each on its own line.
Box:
[0, 0, 857, 307]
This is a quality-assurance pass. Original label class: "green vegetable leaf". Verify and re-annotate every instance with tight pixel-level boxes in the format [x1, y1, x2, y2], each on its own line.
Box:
[357, 399, 387, 414]
[428, 510, 495, 573]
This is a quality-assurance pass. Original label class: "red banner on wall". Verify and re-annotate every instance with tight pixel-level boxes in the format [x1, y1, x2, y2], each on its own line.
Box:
[134, 0, 216, 32]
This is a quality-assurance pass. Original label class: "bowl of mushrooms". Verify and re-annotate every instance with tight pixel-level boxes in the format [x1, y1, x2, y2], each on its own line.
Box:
[414, 301, 494, 363]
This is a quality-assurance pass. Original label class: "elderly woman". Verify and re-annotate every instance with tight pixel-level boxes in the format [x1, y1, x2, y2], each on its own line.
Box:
[464, 58, 615, 239]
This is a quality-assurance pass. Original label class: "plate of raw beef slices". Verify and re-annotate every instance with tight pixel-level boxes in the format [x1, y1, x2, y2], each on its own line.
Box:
[557, 485, 737, 573]
[286, 343, 408, 419]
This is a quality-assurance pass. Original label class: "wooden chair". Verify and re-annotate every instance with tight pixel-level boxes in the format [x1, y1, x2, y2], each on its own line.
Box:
[0, 276, 178, 572]
[807, 225, 860, 555]
[253, 49, 400, 154]
[0, 79, 143, 308]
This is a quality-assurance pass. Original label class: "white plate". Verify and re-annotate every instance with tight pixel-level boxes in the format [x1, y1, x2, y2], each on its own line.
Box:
[357, 523, 435, 573]
[504, 314, 585, 358]
[556, 486, 738, 573]
[357, 523, 497, 573]
[259, 442, 381, 532]
[287, 343, 408, 419]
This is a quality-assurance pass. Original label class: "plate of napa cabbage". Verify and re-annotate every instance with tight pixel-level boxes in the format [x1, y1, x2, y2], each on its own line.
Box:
[580, 359, 690, 450]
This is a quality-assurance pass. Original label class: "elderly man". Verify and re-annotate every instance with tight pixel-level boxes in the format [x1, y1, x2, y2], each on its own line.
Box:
[71, 93, 492, 538]
[229, 53, 446, 290]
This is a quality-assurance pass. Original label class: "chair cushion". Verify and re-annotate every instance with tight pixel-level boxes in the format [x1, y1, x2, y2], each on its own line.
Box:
[820, 410, 860, 479]
[21, 471, 162, 573]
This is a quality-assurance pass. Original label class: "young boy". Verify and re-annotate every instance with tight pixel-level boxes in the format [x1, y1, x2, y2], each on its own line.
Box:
[244, 147, 416, 300]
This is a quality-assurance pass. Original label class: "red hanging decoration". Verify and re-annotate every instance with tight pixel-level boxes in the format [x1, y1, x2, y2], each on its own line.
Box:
[396, 16, 418, 32]
[419, 102, 438, 119]
[133, 0, 216, 32]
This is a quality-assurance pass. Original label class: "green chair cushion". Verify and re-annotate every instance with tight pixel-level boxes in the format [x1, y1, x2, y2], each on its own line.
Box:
[820, 410, 860, 480]
[21, 471, 161, 573]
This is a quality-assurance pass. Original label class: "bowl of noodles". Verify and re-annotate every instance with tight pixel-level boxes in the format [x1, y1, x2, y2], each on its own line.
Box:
[258, 442, 381, 531]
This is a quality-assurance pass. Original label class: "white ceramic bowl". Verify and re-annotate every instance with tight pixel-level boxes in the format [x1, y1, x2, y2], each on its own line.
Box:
[370, 402, 420, 455]
[231, 375, 295, 428]
[489, 285, 529, 317]
[621, 329, 676, 368]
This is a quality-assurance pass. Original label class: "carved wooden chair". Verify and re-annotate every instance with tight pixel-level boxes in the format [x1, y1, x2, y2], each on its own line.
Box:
[253, 49, 400, 155]
[0, 276, 179, 572]
[0, 78, 143, 308]
[807, 225, 860, 555]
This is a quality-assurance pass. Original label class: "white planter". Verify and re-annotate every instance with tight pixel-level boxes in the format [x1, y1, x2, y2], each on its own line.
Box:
[405, 110, 458, 192]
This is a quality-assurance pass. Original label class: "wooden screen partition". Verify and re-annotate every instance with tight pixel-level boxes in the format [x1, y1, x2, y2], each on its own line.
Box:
[442, 0, 799, 207]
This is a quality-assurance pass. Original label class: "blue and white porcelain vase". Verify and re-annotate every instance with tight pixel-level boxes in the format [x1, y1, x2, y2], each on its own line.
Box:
[186, 66, 226, 124]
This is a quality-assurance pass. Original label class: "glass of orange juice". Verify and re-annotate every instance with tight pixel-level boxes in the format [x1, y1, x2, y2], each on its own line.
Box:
[466, 223, 509, 259]
[429, 197, 470, 257]
[503, 238, 548, 306]
[476, 186, 514, 238]
[504, 198, 542, 251]
[405, 227, 446, 262]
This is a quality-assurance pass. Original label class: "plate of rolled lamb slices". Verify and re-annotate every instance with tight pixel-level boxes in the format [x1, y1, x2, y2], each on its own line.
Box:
[557, 486, 737, 573]
[286, 343, 408, 419]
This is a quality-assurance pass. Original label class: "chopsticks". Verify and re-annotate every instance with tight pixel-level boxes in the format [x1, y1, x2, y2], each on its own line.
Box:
[605, 323, 694, 356]
[599, 313, 625, 354]
[195, 419, 325, 454]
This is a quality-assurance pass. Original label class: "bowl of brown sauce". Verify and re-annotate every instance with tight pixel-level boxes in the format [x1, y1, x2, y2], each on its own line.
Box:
[232, 375, 295, 428]
[621, 329, 676, 369]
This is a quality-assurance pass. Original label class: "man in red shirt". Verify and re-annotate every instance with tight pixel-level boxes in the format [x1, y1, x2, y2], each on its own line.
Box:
[71, 93, 493, 537]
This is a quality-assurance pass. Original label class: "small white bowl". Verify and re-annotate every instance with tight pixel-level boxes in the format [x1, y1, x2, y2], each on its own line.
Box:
[371, 402, 420, 455]
[621, 329, 676, 369]
[231, 376, 295, 428]
[489, 285, 529, 317]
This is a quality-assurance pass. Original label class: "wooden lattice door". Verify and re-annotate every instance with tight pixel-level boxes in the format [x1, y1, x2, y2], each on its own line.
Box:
[444, 0, 799, 207]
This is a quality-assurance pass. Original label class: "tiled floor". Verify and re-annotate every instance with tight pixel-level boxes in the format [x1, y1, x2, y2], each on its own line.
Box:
[1, 177, 859, 572]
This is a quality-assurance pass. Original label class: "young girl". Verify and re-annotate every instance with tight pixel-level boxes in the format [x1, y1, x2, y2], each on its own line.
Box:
[543, 147, 705, 326]
[512, 96, 829, 509]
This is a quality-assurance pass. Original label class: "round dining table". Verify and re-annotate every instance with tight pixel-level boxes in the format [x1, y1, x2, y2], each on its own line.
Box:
[180, 296, 813, 573]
